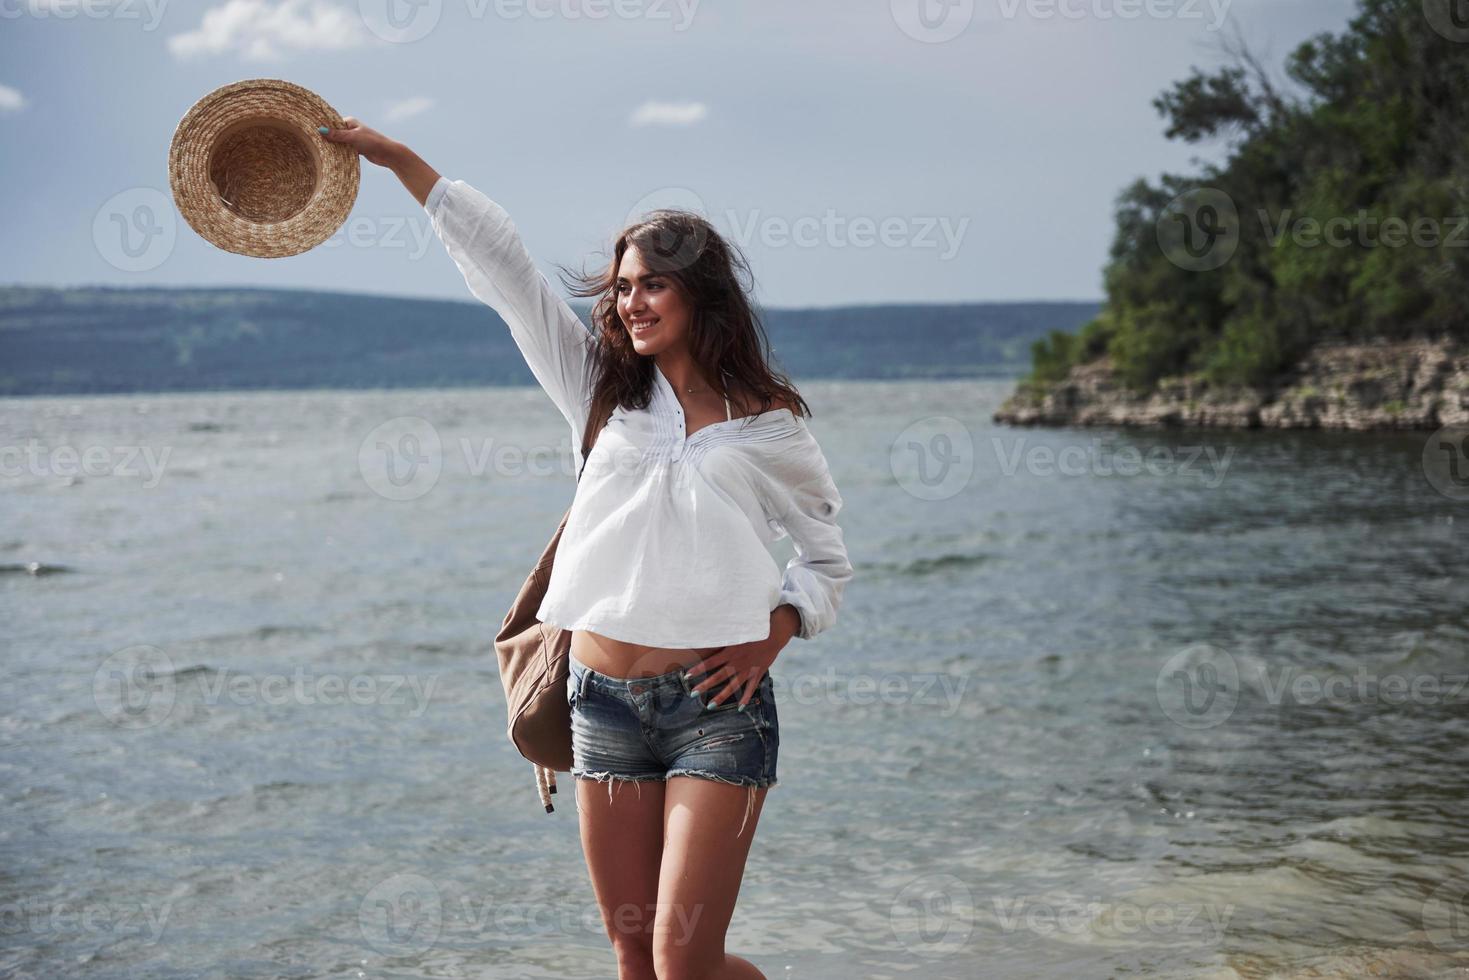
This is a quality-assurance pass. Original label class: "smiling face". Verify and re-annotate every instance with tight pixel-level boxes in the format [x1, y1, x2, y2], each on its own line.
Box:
[617, 244, 694, 357]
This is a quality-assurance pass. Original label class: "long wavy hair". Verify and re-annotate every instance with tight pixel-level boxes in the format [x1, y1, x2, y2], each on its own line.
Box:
[554, 209, 809, 450]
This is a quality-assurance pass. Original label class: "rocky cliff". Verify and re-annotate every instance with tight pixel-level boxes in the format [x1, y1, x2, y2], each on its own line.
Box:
[993, 337, 1469, 431]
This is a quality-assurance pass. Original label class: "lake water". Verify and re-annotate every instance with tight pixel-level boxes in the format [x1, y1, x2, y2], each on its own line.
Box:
[4, 379, 1467, 979]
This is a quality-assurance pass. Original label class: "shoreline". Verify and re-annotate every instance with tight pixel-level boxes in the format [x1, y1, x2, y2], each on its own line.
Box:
[992, 337, 1469, 431]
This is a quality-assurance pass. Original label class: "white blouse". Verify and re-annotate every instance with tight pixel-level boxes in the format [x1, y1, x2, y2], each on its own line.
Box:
[424, 177, 853, 647]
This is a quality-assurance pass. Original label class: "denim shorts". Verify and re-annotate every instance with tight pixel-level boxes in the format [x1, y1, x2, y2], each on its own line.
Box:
[566, 653, 779, 828]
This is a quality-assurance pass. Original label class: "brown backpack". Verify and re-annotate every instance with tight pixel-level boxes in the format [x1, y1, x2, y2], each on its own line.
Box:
[493, 404, 608, 813]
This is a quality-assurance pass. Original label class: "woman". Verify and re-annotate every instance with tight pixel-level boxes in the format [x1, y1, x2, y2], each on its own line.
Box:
[322, 118, 853, 980]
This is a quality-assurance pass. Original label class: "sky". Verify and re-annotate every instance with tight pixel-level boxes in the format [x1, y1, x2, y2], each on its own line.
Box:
[0, 0, 1361, 308]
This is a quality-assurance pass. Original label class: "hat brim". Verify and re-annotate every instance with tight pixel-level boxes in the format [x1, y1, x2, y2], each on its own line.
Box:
[168, 78, 360, 259]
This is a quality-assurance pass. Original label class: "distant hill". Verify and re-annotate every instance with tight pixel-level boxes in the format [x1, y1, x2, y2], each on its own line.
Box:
[0, 285, 1100, 396]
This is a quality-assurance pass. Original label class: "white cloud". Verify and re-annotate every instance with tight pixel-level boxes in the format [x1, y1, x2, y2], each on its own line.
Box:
[383, 96, 434, 123]
[628, 101, 708, 128]
[0, 84, 25, 113]
[168, 0, 370, 61]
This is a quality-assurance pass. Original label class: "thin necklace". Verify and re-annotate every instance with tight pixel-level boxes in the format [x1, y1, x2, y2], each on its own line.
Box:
[675, 369, 728, 395]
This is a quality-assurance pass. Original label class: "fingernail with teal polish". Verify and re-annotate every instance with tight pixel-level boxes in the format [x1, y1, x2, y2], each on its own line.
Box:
[317, 126, 329, 135]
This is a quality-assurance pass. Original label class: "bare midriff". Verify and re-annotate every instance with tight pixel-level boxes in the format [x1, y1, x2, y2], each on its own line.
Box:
[569, 629, 723, 680]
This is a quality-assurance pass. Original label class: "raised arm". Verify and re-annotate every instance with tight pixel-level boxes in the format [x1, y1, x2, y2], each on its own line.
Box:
[320, 120, 596, 444]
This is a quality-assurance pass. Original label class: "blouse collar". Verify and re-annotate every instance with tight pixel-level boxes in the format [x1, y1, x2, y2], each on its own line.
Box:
[651, 362, 800, 436]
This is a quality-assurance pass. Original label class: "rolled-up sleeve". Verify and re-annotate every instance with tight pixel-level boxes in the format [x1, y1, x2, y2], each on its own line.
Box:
[424, 177, 595, 443]
[770, 442, 853, 641]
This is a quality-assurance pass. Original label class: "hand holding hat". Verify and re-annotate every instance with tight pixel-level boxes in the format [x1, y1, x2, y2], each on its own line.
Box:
[317, 117, 404, 170]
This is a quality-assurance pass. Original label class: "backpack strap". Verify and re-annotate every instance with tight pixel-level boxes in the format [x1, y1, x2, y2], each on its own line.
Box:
[577, 396, 613, 483]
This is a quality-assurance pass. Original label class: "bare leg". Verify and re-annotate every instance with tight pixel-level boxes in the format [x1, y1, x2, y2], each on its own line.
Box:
[576, 775, 668, 980]
[654, 777, 770, 980]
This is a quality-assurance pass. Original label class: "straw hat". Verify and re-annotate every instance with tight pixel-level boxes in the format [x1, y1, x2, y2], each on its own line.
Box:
[168, 78, 359, 259]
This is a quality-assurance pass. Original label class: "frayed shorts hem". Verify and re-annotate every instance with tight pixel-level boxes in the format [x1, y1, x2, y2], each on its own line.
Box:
[570, 769, 778, 791]
[570, 770, 776, 837]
